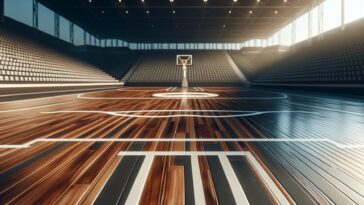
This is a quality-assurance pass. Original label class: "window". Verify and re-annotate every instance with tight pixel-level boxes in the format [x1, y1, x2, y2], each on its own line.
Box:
[177, 43, 184, 50]
[4, 0, 33, 26]
[106, 39, 112, 47]
[296, 13, 309, 43]
[323, 0, 341, 32]
[74, 25, 84, 46]
[280, 23, 292, 46]
[345, 0, 364, 24]
[311, 6, 319, 37]
[85, 33, 90, 45]
[60, 16, 70, 42]
[38, 3, 54, 36]
[129, 43, 137, 50]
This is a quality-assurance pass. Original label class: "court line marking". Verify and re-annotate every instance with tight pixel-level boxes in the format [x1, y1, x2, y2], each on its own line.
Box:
[77, 91, 288, 100]
[191, 154, 206, 205]
[245, 151, 290, 205]
[0, 87, 119, 104]
[1, 138, 363, 149]
[0, 86, 120, 98]
[117, 87, 174, 92]
[218, 154, 251, 205]
[282, 91, 364, 105]
[0, 83, 122, 88]
[201, 87, 364, 107]
[118, 151, 290, 205]
[196, 87, 364, 117]
[124, 155, 154, 205]
[153, 92, 219, 98]
[0, 102, 72, 113]
[198, 87, 250, 92]
[41, 110, 316, 118]
[287, 102, 364, 117]
[72, 88, 363, 116]
[77, 95, 288, 100]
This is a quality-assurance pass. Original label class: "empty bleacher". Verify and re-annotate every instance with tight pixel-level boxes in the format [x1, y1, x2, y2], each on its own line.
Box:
[125, 51, 244, 86]
[0, 30, 118, 84]
[255, 42, 364, 84]
[231, 19, 364, 88]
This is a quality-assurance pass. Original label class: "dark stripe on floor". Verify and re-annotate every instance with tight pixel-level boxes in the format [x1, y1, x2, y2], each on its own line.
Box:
[94, 142, 146, 205]
[207, 156, 236, 205]
[229, 156, 275, 205]
[175, 156, 194, 205]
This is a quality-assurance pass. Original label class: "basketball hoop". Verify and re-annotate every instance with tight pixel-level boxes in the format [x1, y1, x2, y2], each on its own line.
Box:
[176, 55, 193, 66]
[176, 54, 192, 88]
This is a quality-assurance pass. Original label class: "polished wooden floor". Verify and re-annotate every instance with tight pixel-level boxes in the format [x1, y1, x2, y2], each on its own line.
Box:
[0, 87, 364, 205]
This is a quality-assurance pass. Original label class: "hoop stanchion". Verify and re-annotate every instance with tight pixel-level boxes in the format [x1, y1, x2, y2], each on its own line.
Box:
[177, 54, 193, 88]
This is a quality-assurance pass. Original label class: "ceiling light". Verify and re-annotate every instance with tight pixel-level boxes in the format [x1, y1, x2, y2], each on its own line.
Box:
[229, 10, 232, 14]
[204, 0, 207, 2]
[275, 10, 278, 14]
[249, 10, 253, 14]
[233, 0, 237, 2]
[146, 10, 149, 14]
[125, 10, 128, 14]
[173, 10, 176, 14]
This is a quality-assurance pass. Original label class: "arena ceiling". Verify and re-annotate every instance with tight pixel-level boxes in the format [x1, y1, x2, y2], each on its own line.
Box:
[38, 0, 319, 42]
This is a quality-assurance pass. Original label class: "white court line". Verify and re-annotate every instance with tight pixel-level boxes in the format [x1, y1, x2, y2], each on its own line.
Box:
[118, 151, 290, 205]
[0, 82, 123, 88]
[117, 87, 173, 92]
[282, 92, 364, 105]
[218, 154, 250, 205]
[199, 88, 250, 92]
[0, 102, 71, 113]
[118, 151, 247, 156]
[205, 87, 364, 117]
[245, 152, 291, 205]
[191, 154, 206, 205]
[0, 87, 119, 104]
[124, 155, 154, 205]
[41, 110, 314, 118]
[0, 86, 120, 98]
[2, 138, 364, 149]
[287, 102, 364, 117]
[153, 92, 219, 98]
[77, 92, 287, 100]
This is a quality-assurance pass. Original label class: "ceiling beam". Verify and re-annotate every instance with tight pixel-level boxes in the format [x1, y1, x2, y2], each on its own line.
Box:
[115, 17, 289, 20]
[55, 6, 306, 9]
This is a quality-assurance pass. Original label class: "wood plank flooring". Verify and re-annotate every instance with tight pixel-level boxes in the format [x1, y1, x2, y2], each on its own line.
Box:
[0, 87, 364, 204]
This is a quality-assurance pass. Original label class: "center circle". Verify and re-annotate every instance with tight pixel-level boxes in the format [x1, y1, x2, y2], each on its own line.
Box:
[153, 92, 219, 98]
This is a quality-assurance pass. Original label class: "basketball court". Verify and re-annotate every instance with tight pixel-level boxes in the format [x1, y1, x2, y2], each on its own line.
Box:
[1, 85, 364, 204]
[1, 0, 364, 204]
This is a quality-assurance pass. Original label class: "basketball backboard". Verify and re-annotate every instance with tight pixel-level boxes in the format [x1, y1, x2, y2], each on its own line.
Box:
[176, 55, 193, 66]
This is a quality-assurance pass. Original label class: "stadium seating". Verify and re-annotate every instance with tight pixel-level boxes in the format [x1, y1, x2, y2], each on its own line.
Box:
[230, 21, 364, 87]
[0, 31, 118, 84]
[254, 42, 364, 84]
[126, 51, 243, 86]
